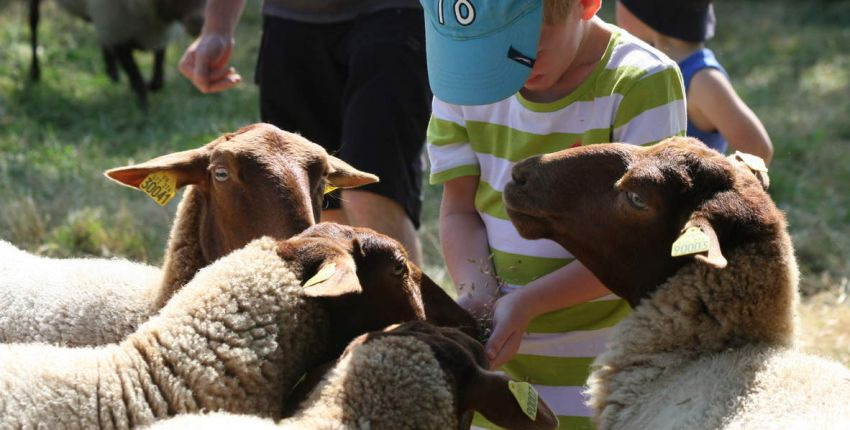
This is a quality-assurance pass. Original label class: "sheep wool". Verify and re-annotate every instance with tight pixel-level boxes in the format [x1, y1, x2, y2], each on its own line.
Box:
[0, 240, 162, 346]
[586, 235, 850, 429]
[0, 237, 330, 428]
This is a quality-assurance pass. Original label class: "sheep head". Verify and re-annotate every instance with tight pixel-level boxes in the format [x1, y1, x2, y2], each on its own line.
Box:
[503, 137, 784, 307]
[280, 223, 479, 354]
[344, 321, 559, 430]
[105, 123, 378, 264]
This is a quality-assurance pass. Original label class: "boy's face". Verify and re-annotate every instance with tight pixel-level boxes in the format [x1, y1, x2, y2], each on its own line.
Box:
[615, 2, 655, 43]
[523, 1, 592, 92]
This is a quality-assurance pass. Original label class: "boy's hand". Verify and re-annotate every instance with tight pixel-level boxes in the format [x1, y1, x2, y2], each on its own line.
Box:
[179, 33, 241, 94]
[485, 292, 533, 369]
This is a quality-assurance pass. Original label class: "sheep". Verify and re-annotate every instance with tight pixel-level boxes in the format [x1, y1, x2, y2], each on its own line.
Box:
[501, 136, 850, 429]
[143, 321, 559, 430]
[0, 223, 478, 428]
[28, 0, 205, 108]
[0, 123, 379, 347]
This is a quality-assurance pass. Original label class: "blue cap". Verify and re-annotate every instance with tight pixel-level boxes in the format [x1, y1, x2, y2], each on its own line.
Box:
[420, 0, 543, 105]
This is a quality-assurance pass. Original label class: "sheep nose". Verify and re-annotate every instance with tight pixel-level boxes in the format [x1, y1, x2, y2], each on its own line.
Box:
[511, 162, 531, 187]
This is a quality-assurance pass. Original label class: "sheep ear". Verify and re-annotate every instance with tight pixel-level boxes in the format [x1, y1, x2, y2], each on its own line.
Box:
[672, 214, 727, 269]
[461, 371, 559, 430]
[104, 147, 210, 189]
[301, 246, 362, 297]
[326, 155, 379, 189]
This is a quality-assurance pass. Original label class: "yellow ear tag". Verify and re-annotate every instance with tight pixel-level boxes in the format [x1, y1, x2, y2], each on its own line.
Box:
[138, 172, 177, 206]
[323, 184, 338, 195]
[508, 381, 538, 421]
[304, 263, 336, 288]
[671, 226, 710, 257]
[734, 151, 768, 173]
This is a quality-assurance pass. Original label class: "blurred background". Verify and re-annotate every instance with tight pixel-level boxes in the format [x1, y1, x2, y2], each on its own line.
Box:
[0, 0, 848, 364]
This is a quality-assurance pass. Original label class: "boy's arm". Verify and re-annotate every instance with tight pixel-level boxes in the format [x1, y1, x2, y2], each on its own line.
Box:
[485, 260, 610, 369]
[440, 175, 501, 319]
[689, 69, 774, 164]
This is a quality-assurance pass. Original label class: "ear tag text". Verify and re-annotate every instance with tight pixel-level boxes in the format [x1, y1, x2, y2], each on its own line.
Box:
[671, 226, 710, 257]
[734, 151, 768, 172]
[304, 263, 336, 288]
[508, 380, 539, 421]
[139, 172, 177, 206]
[324, 184, 338, 195]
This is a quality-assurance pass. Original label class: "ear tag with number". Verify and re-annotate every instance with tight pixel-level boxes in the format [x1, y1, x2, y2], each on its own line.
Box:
[671, 226, 710, 257]
[139, 172, 177, 206]
[304, 263, 336, 288]
[734, 151, 768, 173]
[324, 184, 338, 195]
[508, 380, 539, 421]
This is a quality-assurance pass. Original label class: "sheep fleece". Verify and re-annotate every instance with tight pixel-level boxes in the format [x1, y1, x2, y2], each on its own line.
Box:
[0, 238, 329, 428]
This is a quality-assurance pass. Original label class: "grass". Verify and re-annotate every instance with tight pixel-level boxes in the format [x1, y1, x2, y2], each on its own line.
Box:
[0, 0, 848, 365]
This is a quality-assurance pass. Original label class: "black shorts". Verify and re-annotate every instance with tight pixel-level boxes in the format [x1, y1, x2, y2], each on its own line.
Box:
[255, 8, 430, 228]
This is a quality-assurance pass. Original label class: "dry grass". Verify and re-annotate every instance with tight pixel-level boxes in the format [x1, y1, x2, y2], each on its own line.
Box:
[798, 279, 850, 367]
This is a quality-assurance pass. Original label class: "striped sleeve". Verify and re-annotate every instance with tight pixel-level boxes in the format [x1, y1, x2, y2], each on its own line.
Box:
[612, 64, 687, 145]
[427, 98, 480, 184]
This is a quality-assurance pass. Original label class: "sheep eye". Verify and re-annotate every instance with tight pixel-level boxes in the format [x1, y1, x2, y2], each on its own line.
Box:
[626, 191, 647, 209]
[392, 262, 406, 277]
[214, 167, 229, 182]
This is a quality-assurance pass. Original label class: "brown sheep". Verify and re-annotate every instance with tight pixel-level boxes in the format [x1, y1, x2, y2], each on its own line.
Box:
[0, 224, 477, 428]
[147, 321, 558, 430]
[0, 123, 378, 347]
[502, 137, 850, 429]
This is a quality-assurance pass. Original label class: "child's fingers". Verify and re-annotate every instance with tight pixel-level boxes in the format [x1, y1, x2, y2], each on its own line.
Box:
[489, 331, 521, 369]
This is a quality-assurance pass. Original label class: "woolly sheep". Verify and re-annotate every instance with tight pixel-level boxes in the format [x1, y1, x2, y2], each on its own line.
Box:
[29, 0, 205, 107]
[502, 137, 850, 429]
[0, 123, 378, 347]
[0, 224, 477, 428]
[144, 321, 559, 430]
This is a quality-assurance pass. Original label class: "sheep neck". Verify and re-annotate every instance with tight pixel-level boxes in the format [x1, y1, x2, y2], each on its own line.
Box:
[586, 234, 799, 425]
[155, 186, 207, 309]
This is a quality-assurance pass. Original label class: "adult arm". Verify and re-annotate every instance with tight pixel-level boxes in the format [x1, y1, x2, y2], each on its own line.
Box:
[178, 0, 246, 93]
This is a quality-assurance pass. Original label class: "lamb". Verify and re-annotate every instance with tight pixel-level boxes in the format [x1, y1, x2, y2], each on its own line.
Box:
[144, 321, 559, 430]
[0, 223, 478, 428]
[501, 136, 850, 429]
[0, 123, 378, 347]
[29, 0, 205, 108]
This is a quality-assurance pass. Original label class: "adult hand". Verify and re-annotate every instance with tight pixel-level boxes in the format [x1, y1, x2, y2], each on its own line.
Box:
[179, 33, 241, 93]
[485, 291, 533, 370]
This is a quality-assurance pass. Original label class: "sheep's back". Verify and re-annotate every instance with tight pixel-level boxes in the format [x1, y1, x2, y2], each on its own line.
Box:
[603, 347, 850, 430]
[0, 243, 161, 346]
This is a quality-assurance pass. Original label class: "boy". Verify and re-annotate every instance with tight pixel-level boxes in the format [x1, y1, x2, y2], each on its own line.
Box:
[617, 0, 774, 163]
[422, 0, 686, 427]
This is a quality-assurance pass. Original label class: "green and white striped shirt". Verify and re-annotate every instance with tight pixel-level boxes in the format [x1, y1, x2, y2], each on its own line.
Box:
[428, 28, 686, 429]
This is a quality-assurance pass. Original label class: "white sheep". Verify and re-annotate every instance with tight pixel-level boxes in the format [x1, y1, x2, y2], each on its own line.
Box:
[0, 224, 477, 428]
[144, 321, 560, 430]
[0, 123, 379, 347]
[502, 137, 850, 429]
[29, 0, 206, 107]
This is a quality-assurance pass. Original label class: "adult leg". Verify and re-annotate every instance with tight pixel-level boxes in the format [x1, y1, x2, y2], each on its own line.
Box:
[255, 15, 349, 223]
[338, 8, 430, 265]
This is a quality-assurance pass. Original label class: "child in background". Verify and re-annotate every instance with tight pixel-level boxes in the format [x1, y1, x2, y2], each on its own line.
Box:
[422, 0, 686, 427]
[617, 0, 774, 163]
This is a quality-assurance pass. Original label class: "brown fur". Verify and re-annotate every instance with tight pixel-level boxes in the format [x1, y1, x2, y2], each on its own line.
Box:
[0, 225, 474, 427]
[503, 137, 850, 428]
[107, 123, 378, 311]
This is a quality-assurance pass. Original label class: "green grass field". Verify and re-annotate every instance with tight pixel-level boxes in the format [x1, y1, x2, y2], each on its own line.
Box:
[0, 0, 848, 363]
